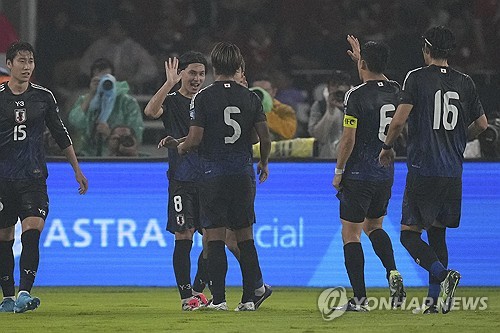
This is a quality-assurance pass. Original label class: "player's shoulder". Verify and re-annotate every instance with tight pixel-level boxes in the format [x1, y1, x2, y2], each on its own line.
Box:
[344, 82, 367, 103]
[30, 82, 57, 103]
[0, 82, 6, 93]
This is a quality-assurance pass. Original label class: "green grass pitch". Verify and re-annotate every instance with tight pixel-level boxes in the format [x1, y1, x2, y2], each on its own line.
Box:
[1, 287, 499, 332]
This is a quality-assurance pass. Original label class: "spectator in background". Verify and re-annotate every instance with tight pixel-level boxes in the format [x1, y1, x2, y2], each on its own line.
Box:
[308, 70, 352, 158]
[107, 125, 139, 157]
[0, 12, 19, 67]
[252, 75, 297, 140]
[0, 66, 9, 84]
[69, 58, 144, 156]
[79, 17, 157, 93]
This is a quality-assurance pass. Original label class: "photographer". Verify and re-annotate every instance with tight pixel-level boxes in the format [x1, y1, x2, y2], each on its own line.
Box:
[107, 125, 139, 157]
[69, 58, 144, 156]
[308, 70, 352, 158]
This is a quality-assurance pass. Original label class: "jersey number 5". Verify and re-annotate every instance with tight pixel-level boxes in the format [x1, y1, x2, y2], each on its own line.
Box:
[224, 106, 242, 144]
[13, 124, 27, 141]
[433, 90, 459, 130]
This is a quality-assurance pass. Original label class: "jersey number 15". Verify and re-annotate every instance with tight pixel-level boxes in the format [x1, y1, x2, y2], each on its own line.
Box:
[14, 125, 27, 141]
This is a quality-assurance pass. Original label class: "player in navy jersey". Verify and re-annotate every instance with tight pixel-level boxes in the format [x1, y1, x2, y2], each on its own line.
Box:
[178, 42, 271, 311]
[144, 51, 212, 311]
[379, 26, 488, 314]
[333, 36, 405, 312]
[0, 42, 88, 313]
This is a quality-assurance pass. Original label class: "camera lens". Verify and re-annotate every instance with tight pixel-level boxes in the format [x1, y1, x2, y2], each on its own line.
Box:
[119, 135, 135, 147]
[102, 79, 113, 90]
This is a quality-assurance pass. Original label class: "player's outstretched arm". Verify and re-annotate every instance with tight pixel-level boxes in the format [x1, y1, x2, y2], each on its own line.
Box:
[62, 145, 88, 194]
[144, 57, 183, 119]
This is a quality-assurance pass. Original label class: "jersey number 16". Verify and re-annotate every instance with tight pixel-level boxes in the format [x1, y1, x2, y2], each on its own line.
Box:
[433, 90, 459, 130]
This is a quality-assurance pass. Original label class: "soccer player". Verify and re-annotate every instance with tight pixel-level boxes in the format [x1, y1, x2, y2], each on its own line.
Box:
[379, 26, 488, 314]
[333, 36, 405, 312]
[144, 51, 210, 311]
[178, 42, 271, 311]
[0, 41, 88, 313]
[158, 58, 272, 309]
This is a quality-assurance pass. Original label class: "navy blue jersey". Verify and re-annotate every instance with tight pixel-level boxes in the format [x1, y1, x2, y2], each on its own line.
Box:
[190, 81, 266, 177]
[401, 65, 484, 177]
[0, 82, 71, 180]
[160, 91, 203, 181]
[343, 80, 401, 181]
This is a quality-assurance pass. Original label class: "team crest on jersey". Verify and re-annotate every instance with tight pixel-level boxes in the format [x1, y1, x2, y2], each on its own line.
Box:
[176, 214, 185, 226]
[15, 109, 27, 124]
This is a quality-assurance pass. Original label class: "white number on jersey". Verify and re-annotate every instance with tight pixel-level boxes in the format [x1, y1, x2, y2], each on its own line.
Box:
[173, 195, 183, 213]
[433, 90, 459, 130]
[224, 106, 242, 144]
[378, 104, 396, 142]
[13, 124, 27, 141]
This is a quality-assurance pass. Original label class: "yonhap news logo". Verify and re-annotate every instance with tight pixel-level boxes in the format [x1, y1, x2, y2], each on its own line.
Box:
[317, 286, 488, 319]
[317, 287, 349, 320]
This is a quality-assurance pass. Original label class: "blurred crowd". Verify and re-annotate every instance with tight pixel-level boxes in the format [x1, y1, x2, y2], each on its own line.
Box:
[2, 0, 500, 158]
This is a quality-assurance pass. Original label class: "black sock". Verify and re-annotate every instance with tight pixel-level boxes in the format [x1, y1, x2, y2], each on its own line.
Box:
[19, 230, 40, 293]
[207, 240, 227, 304]
[0, 240, 15, 297]
[427, 227, 448, 303]
[173, 239, 193, 299]
[192, 251, 208, 293]
[344, 242, 366, 302]
[238, 239, 262, 303]
[400, 230, 447, 280]
[368, 229, 396, 280]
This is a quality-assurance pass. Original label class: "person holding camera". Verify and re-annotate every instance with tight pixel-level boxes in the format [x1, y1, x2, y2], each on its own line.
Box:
[308, 70, 352, 158]
[107, 125, 139, 157]
[69, 58, 144, 156]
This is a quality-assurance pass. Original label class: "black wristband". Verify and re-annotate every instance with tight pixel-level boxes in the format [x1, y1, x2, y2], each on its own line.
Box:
[382, 143, 393, 150]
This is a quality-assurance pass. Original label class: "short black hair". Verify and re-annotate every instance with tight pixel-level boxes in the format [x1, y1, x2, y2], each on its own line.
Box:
[178, 51, 208, 71]
[210, 42, 244, 76]
[361, 41, 390, 74]
[6, 41, 35, 63]
[422, 26, 456, 60]
[90, 58, 114, 77]
[327, 70, 351, 87]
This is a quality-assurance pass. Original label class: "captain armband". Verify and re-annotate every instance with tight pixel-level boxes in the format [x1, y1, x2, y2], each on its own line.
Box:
[343, 115, 358, 128]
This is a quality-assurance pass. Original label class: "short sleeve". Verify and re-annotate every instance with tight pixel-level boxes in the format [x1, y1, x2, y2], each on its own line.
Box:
[400, 70, 417, 105]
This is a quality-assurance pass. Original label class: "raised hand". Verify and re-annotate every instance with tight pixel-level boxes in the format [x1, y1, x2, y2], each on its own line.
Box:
[165, 57, 183, 85]
[347, 35, 361, 63]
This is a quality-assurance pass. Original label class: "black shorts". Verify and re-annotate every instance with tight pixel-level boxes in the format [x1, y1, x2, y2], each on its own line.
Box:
[166, 180, 201, 234]
[200, 174, 256, 230]
[336, 178, 393, 223]
[0, 178, 49, 229]
[401, 173, 462, 229]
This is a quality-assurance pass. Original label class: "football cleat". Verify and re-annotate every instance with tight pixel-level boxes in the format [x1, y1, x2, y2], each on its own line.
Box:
[234, 301, 255, 311]
[193, 293, 209, 307]
[0, 298, 15, 313]
[253, 284, 272, 310]
[205, 301, 228, 311]
[441, 270, 461, 314]
[181, 296, 202, 311]
[14, 292, 40, 313]
[335, 298, 369, 312]
[389, 270, 406, 308]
